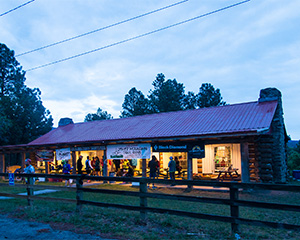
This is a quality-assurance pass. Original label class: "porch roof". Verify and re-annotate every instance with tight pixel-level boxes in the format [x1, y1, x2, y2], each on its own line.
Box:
[27, 100, 278, 147]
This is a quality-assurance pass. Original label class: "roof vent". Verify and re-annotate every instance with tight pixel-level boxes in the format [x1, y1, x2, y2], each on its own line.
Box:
[58, 118, 74, 127]
[258, 88, 281, 103]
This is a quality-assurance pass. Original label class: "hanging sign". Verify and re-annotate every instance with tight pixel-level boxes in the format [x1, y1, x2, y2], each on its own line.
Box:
[152, 141, 205, 158]
[36, 150, 54, 161]
[107, 144, 151, 159]
[56, 148, 71, 160]
[188, 143, 205, 159]
[152, 142, 189, 152]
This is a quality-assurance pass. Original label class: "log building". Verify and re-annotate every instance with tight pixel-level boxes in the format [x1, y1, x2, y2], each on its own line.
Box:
[0, 88, 289, 183]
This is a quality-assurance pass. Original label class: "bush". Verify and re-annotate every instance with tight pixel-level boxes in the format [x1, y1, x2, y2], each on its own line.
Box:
[287, 140, 300, 173]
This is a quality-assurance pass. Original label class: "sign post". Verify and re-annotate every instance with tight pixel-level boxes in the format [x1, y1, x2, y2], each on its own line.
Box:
[9, 173, 14, 186]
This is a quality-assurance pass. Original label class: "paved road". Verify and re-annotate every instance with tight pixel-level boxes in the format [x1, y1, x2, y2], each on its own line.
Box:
[0, 214, 115, 240]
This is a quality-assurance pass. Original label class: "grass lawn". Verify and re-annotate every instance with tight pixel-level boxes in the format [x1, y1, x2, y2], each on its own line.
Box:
[0, 179, 300, 239]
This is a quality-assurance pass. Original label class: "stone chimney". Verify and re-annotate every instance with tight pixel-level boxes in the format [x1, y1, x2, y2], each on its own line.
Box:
[259, 87, 282, 103]
[257, 88, 287, 183]
[58, 118, 74, 127]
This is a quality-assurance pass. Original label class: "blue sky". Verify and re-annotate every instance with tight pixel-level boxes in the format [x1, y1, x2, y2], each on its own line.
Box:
[1, 0, 300, 139]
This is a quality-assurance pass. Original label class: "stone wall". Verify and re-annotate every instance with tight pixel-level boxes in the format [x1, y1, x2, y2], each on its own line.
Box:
[257, 88, 287, 183]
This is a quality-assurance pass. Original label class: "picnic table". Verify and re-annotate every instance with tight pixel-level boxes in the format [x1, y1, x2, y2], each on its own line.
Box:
[217, 168, 240, 181]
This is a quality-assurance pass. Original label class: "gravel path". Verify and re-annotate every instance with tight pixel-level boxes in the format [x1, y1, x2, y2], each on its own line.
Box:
[0, 215, 115, 240]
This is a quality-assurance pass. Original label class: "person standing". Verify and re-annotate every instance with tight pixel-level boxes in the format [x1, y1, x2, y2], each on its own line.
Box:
[24, 159, 35, 174]
[113, 159, 120, 172]
[91, 157, 96, 175]
[175, 156, 182, 177]
[168, 156, 176, 184]
[24, 158, 35, 184]
[63, 160, 72, 187]
[155, 157, 160, 179]
[85, 156, 93, 183]
[148, 155, 159, 188]
[95, 156, 101, 176]
[77, 155, 83, 174]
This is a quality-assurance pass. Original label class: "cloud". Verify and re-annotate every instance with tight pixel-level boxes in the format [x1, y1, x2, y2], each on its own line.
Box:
[44, 94, 120, 126]
[1, 0, 300, 139]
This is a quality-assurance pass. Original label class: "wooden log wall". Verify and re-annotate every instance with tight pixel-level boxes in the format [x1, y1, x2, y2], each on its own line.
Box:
[256, 135, 274, 183]
[248, 142, 260, 182]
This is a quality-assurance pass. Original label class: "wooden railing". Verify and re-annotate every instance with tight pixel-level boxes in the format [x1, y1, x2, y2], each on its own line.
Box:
[0, 173, 300, 234]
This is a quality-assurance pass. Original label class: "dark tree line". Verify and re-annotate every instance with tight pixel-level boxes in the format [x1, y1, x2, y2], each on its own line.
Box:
[86, 73, 226, 121]
[119, 73, 226, 118]
[84, 108, 113, 122]
[0, 43, 53, 146]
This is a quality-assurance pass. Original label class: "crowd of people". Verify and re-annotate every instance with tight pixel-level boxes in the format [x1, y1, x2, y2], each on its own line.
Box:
[23, 154, 182, 187]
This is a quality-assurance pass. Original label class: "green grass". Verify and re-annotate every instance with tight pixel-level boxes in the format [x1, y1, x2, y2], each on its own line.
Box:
[0, 181, 300, 239]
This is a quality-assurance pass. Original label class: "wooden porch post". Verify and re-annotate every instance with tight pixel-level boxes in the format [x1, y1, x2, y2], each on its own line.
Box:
[187, 153, 193, 180]
[187, 153, 193, 189]
[21, 152, 26, 171]
[71, 151, 76, 174]
[142, 159, 147, 178]
[241, 142, 250, 183]
[103, 149, 108, 183]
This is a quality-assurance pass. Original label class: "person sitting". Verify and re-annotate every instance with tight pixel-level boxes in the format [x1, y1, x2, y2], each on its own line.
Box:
[116, 169, 124, 177]
[125, 163, 134, 178]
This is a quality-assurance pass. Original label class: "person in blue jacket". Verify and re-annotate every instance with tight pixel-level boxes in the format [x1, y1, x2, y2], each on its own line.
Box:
[63, 160, 72, 187]
[168, 156, 176, 184]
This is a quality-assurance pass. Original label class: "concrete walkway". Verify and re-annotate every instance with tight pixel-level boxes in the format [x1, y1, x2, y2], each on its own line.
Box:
[0, 189, 59, 200]
[0, 180, 229, 200]
[91, 181, 230, 192]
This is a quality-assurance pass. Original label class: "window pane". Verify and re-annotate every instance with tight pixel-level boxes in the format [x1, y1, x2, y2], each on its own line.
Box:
[214, 146, 231, 172]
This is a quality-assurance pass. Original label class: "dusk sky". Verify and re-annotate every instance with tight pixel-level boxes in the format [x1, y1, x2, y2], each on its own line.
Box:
[1, 0, 300, 139]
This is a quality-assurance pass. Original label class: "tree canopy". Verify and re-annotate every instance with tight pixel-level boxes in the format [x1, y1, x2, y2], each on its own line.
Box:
[0, 43, 53, 145]
[196, 83, 226, 108]
[148, 73, 185, 113]
[86, 74, 226, 121]
[84, 107, 113, 122]
[120, 73, 226, 118]
[120, 87, 151, 118]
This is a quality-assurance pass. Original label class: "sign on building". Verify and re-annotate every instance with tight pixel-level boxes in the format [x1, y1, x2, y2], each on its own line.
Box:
[107, 144, 151, 159]
[56, 148, 71, 160]
[36, 150, 54, 161]
[152, 141, 205, 158]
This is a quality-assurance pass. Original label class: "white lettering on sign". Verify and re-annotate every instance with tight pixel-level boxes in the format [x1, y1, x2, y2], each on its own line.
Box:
[56, 148, 71, 160]
[107, 144, 151, 159]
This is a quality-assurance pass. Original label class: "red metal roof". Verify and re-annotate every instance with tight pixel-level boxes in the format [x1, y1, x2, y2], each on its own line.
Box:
[28, 100, 278, 146]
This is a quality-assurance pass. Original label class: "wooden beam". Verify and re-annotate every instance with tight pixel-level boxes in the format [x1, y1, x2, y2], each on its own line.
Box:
[241, 143, 250, 183]
[71, 151, 76, 174]
[21, 152, 26, 171]
[142, 159, 147, 178]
